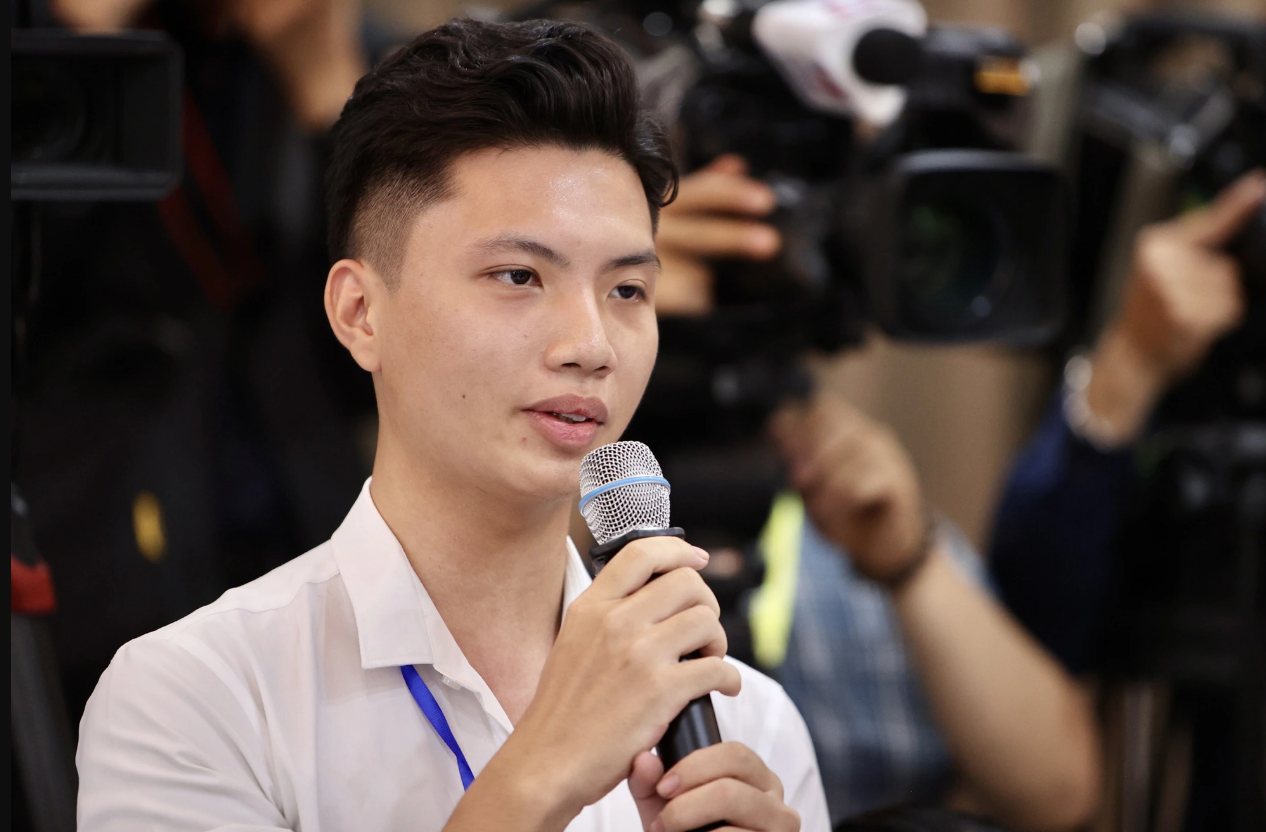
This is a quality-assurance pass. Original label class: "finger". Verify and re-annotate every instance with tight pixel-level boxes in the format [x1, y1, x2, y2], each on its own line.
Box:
[775, 396, 863, 470]
[1175, 168, 1266, 247]
[701, 154, 749, 176]
[672, 655, 742, 699]
[592, 537, 710, 600]
[623, 565, 721, 624]
[669, 171, 777, 217]
[787, 416, 871, 489]
[816, 462, 896, 514]
[659, 778, 792, 832]
[768, 401, 812, 456]
[629, 750, 667, 830]
[650, 603, 728, 660]
[657, 214, 781, 260]
[658, 743, 783, 800]
[801, 395, 868, 440]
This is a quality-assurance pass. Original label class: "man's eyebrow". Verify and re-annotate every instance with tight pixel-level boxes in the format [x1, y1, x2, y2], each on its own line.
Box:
[604, 250, 661, 272]
[472, 234, 571, 269]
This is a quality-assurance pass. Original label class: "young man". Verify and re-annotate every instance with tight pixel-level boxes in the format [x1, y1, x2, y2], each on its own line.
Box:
[75, 19, 828, 832]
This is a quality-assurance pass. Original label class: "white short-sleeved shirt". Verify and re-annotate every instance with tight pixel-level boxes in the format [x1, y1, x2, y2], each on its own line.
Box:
[77, 480, 830, 832]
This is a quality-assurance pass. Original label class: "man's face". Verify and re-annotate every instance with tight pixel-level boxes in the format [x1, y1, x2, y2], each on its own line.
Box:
[372, 146, 660, 504]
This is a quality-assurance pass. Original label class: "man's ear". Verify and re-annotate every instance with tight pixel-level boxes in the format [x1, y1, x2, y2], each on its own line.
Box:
[325, 258, 384, 373]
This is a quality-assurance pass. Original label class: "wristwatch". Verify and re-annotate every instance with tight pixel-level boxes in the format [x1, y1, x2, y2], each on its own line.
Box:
[1062, 353, 1130, 452]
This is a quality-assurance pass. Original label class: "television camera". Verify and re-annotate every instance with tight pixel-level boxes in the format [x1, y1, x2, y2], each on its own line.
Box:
[517, 0, 1071, 660]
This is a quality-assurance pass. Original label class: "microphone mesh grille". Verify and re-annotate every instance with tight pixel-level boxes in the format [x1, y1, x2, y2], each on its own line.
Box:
[578, 441, 671, 545]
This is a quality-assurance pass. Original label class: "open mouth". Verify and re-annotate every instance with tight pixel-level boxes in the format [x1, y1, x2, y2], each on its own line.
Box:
[524, 396, 609, 448]
[547, 412, 593, 424]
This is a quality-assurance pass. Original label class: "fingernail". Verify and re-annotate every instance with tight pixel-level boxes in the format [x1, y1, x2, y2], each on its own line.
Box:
[656, 773, 680, 798]
[692, 546, 711, 564]
[650, 819, 665, 832]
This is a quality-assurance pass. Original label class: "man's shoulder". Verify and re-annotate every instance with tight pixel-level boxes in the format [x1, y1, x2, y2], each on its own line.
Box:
[82, 542, 351, 757]
[132, 541, 345, 655]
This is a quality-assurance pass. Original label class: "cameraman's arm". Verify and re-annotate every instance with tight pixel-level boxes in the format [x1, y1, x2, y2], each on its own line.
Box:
[772, 398, 1100, 832]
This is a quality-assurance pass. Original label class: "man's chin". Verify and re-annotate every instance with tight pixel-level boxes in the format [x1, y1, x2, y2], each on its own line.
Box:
[499, 443, 588, 501]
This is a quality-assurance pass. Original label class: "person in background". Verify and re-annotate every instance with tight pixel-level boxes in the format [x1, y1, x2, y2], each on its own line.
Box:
[54, 0, 369, 130]
[989, 169, 1265, 671]
[987, 171, 1266, 830]
[651, 155, 1102, 830]
[18, 0, 392, 732]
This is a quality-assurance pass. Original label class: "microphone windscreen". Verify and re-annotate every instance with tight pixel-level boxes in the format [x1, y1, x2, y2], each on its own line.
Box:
[853, 27, 924, 86]
[578, 441, 671, 545]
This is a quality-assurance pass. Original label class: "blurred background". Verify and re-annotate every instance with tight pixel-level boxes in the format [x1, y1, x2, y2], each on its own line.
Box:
[9, 0, 1265, 830]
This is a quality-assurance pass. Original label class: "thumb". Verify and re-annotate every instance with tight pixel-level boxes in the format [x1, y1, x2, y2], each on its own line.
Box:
[769, 400, 810, 455]
[628, 750, 667, 830]
[1177, 168, 1266, 248]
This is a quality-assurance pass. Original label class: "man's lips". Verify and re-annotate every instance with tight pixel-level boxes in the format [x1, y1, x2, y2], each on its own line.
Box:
[523, 395, 609, 425]
[523, 395, 609, 450]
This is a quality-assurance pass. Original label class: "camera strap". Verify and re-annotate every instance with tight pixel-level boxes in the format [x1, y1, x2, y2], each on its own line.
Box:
[158, 94, 266, 310]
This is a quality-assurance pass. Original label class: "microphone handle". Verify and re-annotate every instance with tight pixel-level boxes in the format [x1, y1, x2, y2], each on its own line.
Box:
[590, 528, 725, 832]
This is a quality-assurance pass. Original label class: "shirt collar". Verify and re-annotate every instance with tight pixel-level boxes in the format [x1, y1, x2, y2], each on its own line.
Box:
[331, 480, 593, 718]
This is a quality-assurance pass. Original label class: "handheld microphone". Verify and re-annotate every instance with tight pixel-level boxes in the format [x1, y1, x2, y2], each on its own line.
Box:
[751, 0, 927, 128]
[578, 442, 725, 788]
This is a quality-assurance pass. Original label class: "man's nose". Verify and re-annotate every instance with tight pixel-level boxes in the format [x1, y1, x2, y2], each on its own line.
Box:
[543, 292, 617, 377]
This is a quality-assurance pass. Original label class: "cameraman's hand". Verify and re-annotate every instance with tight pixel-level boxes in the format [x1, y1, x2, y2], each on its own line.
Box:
[453, 537, 740, 829]
[770, 395, 925, 586]
[628, 743, 800, 832]
[51, 0, 366, 131]
[223, 0, 367, 130]
[1087, 169, 1265, 441]
[656, 155, 781, 315]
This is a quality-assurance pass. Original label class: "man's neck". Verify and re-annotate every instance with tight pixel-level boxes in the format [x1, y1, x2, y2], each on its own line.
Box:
[368, 434, 572, 724]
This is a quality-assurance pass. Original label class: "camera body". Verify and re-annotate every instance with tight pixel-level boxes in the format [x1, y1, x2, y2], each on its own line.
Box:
[1069, 10, 1265, 426]
[515, 0, 1071, 659]
[675, 0, 1068, 353]
[12, 30, 182, 202]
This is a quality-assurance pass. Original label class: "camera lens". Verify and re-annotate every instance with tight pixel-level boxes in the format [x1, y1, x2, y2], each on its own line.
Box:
[896, 198, 1004, 329]
[13, 59, 89, 163]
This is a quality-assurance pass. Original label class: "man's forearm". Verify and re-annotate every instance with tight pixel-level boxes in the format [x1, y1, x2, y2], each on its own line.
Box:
[892, 546, 1100, 832]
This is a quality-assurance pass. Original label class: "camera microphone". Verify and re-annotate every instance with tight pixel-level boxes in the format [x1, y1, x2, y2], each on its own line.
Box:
[578, 442, 725, 796]
[751, 0, 927, 128]
[853, 27, 924, 86]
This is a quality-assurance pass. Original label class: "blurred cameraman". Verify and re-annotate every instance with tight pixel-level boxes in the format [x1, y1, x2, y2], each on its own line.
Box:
[989, 169, 1265, 672]
[16, 0, 390, 736]
[653, 156, 1101, 830]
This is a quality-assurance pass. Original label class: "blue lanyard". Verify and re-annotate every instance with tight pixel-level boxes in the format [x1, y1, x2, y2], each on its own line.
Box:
[401, 665, 475, 790]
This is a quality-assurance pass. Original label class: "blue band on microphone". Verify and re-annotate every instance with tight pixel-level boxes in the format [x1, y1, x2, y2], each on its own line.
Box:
[578, 476, 671, 512]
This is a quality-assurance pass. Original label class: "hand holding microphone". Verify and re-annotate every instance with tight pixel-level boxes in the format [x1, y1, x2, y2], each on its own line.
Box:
[482, 441, 798, 832]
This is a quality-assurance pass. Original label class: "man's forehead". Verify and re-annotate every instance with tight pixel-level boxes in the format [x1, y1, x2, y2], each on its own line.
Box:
[406, 146, 656, 254]
[454, 147, 643, 203]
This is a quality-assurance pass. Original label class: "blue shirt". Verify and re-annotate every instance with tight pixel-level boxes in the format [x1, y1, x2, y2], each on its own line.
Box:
[988, 396, 1135, 673]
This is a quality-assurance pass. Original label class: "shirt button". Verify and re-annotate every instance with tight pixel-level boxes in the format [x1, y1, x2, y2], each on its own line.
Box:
[440, 675, 460, 689]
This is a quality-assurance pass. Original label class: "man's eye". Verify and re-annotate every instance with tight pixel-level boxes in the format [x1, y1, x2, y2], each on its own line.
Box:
[491, 269, 537, 286]
[612, 284, 645, 301]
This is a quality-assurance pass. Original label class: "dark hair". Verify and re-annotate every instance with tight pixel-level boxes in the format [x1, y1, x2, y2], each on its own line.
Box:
[325, 18, 678, 287]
